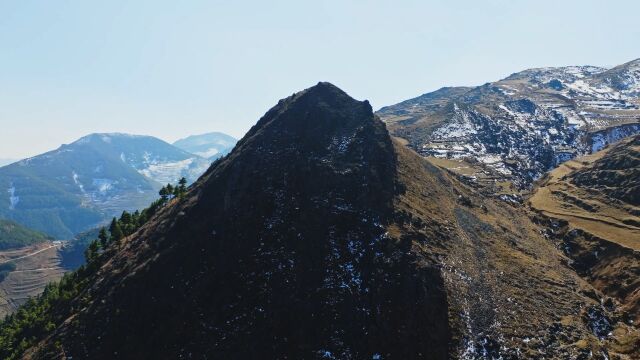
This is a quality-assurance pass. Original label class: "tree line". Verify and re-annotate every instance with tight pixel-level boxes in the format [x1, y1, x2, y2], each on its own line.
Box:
[0, 177, 189, 360]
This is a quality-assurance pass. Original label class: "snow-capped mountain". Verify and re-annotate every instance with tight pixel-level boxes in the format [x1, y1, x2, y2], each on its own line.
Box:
[378, 58, 640, 189]
[172, 132, 237, 160]
[0, 133, 212, 238]
[73, 133, 211, 184]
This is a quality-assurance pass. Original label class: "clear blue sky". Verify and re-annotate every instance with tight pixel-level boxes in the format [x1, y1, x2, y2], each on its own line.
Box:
[0, 0, 638, 159]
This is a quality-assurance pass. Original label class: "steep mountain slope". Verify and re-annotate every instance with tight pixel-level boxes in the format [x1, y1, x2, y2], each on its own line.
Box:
[173, 132, 237, 160]
[378, 59, 640, 190]
[0, 133, 209, 239]
[530, 135, 640, 324]
[0, 219, 51, 250]
[10, 83, 637, 359]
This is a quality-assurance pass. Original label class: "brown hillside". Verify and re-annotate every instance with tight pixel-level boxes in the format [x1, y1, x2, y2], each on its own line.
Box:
[19, 83, 640, 359]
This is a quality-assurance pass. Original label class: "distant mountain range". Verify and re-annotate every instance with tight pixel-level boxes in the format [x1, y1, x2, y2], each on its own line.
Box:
[378, 58, 640, 189]
[0, 131, 235, 239]
[173, 132, 237, 160]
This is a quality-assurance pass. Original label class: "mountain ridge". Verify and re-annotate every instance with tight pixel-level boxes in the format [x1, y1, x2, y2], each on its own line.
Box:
[6, 82, 637, 359]
[172, 132, 237, 160]
[0, 133, 208, 238]
[378, 58, 640, 191]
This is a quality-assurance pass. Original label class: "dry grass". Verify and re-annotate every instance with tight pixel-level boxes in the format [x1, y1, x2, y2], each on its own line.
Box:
[529, 141, 640, 250]
[390, 140, 639, 357]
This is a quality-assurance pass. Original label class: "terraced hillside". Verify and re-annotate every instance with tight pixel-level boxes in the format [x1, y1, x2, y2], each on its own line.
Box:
[530, 135, 640, 323]
[0, 242, 65, 318]
[378, 58, 640, 190]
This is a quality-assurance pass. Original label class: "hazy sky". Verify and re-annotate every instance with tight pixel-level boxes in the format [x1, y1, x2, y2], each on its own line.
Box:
[0, 0, 638, 159]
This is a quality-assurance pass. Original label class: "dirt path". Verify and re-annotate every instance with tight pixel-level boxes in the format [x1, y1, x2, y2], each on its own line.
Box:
[11, 267, 63, 273]
[0, 244, 60, 266]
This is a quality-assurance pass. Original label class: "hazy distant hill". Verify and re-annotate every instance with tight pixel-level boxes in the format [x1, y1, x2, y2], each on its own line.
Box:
[0, 218, 51, 250]
[0, 160, 16, 167]
[173, 132, 237, 160]
[0, 133, 210, 239]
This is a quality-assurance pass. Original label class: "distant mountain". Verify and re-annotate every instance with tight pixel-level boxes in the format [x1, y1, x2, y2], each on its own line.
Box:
[0, 159, 16, 167]
[378, 58, 640, 190]
[173, 132, 237, 160]
[0, 218, 51, 250]
[8, 83, 639, 359]
[0, 133, 211, 239]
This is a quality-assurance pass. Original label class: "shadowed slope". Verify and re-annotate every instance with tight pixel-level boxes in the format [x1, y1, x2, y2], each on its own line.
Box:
[14, 83, 639, 359]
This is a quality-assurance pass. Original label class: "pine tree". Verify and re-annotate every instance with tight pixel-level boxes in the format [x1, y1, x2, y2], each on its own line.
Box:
[109, 217, 124, 242]
[159, 186, 169, 202]
[132, 210, 140, 227]
[166, 184, 174, 199]
[84, 239, 101, 265]
[98, 227, 109, 248]
[178, 177, 187, 195]
[120, 211, 132, 226]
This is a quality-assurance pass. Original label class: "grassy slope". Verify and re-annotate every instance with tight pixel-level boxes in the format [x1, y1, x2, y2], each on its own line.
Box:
[529, 137, 640, 250]
[529, 135, 640, 324]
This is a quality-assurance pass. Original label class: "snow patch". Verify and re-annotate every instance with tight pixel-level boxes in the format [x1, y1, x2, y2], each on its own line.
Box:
[194, 148, 220, 158]
[7, 185, 19, 210]
[72, 171, 85, 193]
[92, 178, 115, 193]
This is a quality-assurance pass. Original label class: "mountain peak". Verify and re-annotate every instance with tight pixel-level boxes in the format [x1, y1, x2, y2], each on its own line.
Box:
[10, 83, 640, 359]
[241, 82, 375, 146]
[73, 132, 147, 144]
[205, 82, 394, 203]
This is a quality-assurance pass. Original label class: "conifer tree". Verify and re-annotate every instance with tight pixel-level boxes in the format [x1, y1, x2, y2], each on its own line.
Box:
[159, 186, 169, 202]
[108, 217, 124, 242]
[84, 239, 101, 264]
[120, 211, 132, 226]
[132, 210, 141, 227]
[98, 227, 109, 248]
[178, 177, 187, 195]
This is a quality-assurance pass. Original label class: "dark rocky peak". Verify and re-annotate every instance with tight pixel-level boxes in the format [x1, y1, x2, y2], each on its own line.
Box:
[29, 82, 406, 359]
[199, 81, 397, 214]
[239, 81, 378, 152]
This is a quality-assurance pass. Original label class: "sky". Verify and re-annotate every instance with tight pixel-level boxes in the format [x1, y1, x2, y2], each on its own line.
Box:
[0, 0, 638, 159]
